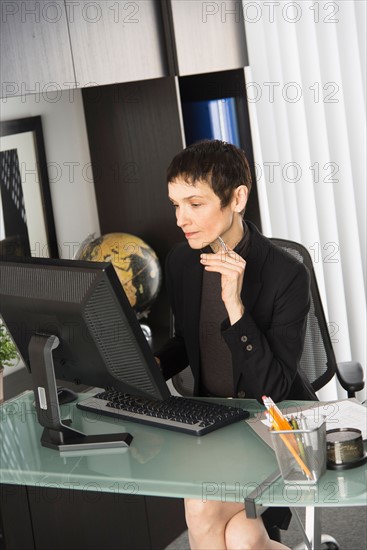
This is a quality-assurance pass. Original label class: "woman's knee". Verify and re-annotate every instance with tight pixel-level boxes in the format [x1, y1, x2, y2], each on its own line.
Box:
[225, 512, 269, 550]
[185, 499, 216, 533]
[184, 499, 233, 537]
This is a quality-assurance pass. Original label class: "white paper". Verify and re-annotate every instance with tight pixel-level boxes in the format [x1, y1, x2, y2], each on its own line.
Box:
[297, 399, 367, 440]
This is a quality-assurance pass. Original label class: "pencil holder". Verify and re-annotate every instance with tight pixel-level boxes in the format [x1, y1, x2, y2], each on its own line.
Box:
[270, 420, 327, 484]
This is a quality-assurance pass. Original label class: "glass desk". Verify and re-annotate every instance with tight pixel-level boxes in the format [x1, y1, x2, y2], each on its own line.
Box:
[1, 391, 366, 549]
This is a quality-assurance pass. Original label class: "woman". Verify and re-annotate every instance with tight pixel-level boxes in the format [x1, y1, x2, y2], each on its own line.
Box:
[156, 140, 317, 549]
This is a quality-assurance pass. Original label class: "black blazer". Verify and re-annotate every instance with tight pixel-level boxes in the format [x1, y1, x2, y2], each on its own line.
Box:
[157, 222, 317, 403]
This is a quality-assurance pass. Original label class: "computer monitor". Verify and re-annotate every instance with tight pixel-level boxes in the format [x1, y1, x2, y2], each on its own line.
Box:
[0, 256, 170, 451]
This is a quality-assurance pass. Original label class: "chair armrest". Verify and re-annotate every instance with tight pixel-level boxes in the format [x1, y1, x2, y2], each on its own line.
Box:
[336, 361, 365, 397]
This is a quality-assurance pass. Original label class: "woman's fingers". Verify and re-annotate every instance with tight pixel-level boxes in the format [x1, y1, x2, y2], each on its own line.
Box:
[200, 252, 246, 274]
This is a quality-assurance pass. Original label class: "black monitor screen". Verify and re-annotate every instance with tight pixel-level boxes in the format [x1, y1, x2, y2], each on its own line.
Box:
[0, 256, 170, 401]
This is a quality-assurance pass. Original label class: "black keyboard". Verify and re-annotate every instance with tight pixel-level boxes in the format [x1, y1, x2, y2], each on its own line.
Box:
[77, 391, 249, 436]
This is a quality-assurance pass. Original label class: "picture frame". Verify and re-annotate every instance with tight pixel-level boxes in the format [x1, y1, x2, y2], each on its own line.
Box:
[0, 116, 58, 258]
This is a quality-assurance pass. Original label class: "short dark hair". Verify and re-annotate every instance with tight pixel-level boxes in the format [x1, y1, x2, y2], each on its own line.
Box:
[167, 140, 252, 208]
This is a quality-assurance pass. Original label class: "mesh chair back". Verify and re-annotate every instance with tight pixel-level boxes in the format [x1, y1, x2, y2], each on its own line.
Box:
[172, 365, 195, 396]
[270, 239, 336, 391]
[171, 238, 337, 395]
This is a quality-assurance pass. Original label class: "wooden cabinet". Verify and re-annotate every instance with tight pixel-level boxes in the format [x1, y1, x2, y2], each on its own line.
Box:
[67, 1, 168, 86]
[0, 1, 167, 97]
[1, 1, 248, 91]
[82, 76, 185, 334]
[168, 0, 248, 76]
[0, 484, 186, 550]
[0, 0, 75, 97]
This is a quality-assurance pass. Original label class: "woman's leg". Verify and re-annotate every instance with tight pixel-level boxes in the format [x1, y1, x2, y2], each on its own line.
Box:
[184, 499, 244, 549]
[225, 508, 290, 550]
[184, 498, 290, 550]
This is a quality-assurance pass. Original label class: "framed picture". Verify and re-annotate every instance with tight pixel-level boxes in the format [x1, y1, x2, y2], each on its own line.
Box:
[0, 116, 58, 258]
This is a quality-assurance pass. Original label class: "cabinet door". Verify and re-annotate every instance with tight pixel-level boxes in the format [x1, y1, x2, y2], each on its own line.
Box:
[169, 0, 248, 76]
[0, 1, 75, 98]
[83, 76, 185, 331]
[67, 0, 167, 86]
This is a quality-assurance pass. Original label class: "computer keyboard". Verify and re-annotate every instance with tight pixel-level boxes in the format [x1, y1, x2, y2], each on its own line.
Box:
[77, 391, 250, 436]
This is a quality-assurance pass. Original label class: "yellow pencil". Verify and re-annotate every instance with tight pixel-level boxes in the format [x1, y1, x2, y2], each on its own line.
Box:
[290, 416, 307, 463]
[278, 431, 314, 480]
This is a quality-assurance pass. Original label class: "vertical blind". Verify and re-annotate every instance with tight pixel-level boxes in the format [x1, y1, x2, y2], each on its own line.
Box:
[244, 1, 366, 400]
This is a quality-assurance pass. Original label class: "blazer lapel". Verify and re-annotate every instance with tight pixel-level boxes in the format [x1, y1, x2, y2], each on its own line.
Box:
[241, 222, 271, 313]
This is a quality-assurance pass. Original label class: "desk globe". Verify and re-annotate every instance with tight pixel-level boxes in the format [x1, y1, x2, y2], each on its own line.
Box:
[75, 233, 162, 320]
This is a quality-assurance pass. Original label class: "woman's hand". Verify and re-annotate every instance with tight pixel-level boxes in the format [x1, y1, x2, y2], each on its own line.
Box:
[200, 249, 246, 325]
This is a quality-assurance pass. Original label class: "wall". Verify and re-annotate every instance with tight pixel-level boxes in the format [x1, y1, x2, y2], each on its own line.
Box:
[0, 89, 100, 259]
[1, 88, 100, 378]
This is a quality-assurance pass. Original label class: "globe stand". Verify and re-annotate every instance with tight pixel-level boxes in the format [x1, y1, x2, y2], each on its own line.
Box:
[140, 323, 152, 347]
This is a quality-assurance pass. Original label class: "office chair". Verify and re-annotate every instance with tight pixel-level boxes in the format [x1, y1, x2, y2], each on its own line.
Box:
[170, 237, 365, 550]
[269, 238, 364, 400]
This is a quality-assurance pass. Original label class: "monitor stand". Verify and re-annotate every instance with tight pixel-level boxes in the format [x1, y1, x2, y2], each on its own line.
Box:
[28, 334, 133, 451]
